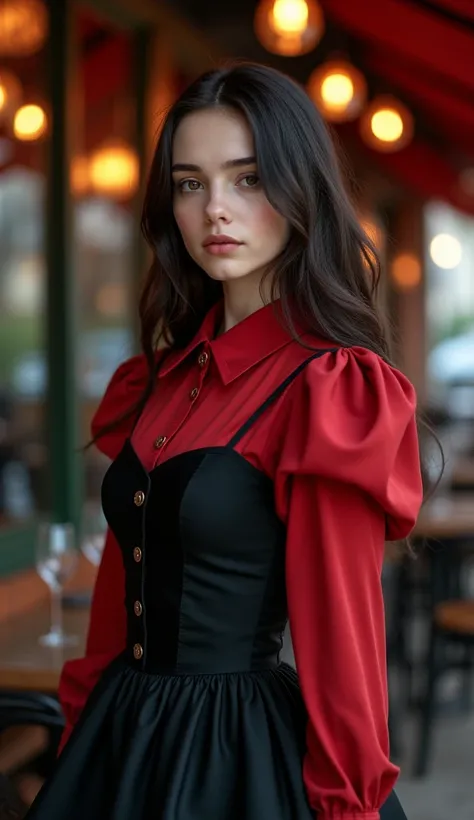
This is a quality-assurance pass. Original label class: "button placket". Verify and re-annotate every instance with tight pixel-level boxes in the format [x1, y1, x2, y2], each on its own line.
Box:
[130, 479, 148, 665]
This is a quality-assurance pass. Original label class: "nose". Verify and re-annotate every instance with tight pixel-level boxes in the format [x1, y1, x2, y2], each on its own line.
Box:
[204, 185, 231, 224]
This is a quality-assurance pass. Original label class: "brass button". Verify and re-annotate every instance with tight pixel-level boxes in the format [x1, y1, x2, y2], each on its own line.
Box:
[189, 387, 199, 400]
[133, 547, 142, 563]
[134, 600, 143, 617]
[153, 435, 167, 450]
[134, 490, 145, 507]
[198, 352, 209, 368]
[133, 643, 143, 660]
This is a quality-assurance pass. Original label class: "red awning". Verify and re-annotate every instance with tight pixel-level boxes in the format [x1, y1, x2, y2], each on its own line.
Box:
[322, 0, 474, 214]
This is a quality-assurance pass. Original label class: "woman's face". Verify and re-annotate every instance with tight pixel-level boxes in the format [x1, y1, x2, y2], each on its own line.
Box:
[172, 107, 289, 288]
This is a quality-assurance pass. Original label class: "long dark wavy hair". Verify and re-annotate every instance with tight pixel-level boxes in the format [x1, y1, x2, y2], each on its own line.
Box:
[97, 61, 442, 499]
[141, 61, 384, 360]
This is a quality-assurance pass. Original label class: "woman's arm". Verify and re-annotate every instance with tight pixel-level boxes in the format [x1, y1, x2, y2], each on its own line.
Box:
[286, 475, 397, 819]
[273, 345, 423, 818]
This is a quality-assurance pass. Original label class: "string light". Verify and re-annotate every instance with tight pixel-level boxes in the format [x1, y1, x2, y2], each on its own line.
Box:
[0, 0, 48, 57]
[308, 60, 367, 122]
[13, 103, 47, 140]
[429, 234, 462, 270]
[391, 253, 422, 291]
[254, 0, 324, 56]
[360, 96, 414, 153]
[89, 140, 139, 199]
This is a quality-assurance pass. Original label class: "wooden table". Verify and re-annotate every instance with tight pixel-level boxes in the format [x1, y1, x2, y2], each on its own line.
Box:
[414, 493, 474, 540]
[0, 604, 89, 692]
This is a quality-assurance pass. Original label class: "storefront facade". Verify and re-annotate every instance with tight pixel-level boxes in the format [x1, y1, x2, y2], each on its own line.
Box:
[0, 0, 216, 574]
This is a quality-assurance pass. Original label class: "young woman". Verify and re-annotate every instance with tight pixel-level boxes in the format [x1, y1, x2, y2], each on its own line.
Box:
[26, 62, 423, 820]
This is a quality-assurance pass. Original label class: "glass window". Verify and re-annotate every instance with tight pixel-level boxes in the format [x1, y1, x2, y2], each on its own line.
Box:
[0, 17, 48, 527]
[74, 9, 138, 533]
[425, 202, 474, 422]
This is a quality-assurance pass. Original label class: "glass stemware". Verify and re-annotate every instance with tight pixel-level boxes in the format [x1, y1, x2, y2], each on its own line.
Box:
[36, 522, 78, 647]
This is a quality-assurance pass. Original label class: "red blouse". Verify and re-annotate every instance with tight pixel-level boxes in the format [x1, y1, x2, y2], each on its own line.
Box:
[58, 300, 422, 820]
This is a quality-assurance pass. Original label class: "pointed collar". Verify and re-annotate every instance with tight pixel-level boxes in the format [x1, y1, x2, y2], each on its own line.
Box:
[158, 300, 304, 385]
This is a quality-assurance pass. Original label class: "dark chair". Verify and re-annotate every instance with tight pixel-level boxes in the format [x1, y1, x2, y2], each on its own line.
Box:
[0, 772, 27, 819]
[414, 599, 474, 776]
[388, 534, 474, 775]
[0, 692, 64, 787]
[0, 692, 64, 737]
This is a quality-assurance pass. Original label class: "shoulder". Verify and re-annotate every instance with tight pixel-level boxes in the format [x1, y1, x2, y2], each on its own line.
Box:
[278, 345, 422, 536]
[91, 353, 152, 459]
[300, 344, 417, 413]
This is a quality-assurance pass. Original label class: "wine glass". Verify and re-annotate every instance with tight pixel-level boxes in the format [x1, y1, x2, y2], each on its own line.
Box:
[36, 522, 79, 647]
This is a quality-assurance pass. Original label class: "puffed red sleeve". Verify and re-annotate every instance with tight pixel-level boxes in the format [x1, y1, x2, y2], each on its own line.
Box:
[58, 355, 151, 753]
[275, 347, 423, 820]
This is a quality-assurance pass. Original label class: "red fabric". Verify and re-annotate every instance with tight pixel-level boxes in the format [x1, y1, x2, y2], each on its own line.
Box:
[58, 301, 423, 818]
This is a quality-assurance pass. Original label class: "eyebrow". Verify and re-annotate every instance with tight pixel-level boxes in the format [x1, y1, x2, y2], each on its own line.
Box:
[171, 156, 256, 173]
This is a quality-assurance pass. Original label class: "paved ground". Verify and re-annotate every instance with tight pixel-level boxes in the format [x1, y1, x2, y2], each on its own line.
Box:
[397, 709, 474, 820]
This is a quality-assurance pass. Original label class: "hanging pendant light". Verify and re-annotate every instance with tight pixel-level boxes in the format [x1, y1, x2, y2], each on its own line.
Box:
[13, 102, 47, 140]
[390, 252, 422, 291]
[360, 95, 414, 153]
[308, 59, 367, 122]
[0, 0, 48, 57]
[89, 139, 139, 200]
[0, 69, 22, 122]
[254, 0, 324, 57]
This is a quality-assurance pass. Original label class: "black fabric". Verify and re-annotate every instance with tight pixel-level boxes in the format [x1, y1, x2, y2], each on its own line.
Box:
[26, 350, 407, 819]
[0, 775, 27, 819]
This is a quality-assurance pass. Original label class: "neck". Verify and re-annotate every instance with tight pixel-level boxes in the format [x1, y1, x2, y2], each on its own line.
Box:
[220, 276, 275, 335]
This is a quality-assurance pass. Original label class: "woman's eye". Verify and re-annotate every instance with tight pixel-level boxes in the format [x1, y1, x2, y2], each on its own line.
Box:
[240, 174, 260, 188]
[178, 179, 202, 192]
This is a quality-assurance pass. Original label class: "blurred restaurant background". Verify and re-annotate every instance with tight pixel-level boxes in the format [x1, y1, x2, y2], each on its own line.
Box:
[0, 0, 473, 816]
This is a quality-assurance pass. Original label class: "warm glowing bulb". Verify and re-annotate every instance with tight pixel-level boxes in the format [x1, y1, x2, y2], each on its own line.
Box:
[371, 108, 404, 143]
[321, 73, 354, 110]
[0, 0, 48, 57]
[13, 103, 47, 140]
[89, 142, 139, 198]
[271, 0, 309, 35]
[429, 234, 462, 270]
[0, 86, 5, 110]
[391, 253, 422, 291]
[255, 0, 324, 57]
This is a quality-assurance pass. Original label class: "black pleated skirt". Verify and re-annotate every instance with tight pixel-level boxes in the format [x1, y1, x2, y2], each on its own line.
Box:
[26, 658, 406, 820]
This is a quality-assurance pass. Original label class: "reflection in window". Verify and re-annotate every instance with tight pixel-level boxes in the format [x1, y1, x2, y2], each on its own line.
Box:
[0, 167, 46, 524]
[75, 10, 138, 537]
[426, 202, 474, 421]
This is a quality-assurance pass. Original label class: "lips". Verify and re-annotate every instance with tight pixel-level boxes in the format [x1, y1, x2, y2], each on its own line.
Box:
[202, 235, 242, 247]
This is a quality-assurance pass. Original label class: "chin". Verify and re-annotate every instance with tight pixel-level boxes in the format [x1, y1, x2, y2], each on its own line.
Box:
[201, 262, 252, 283]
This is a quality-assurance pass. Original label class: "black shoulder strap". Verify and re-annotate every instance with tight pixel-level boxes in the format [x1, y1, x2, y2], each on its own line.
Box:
[227, 348, 339, 449]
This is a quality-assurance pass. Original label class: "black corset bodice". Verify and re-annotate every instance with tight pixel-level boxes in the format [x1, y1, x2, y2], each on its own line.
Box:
[100, 349, 335, 676]
[101, 441, 288, 675]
